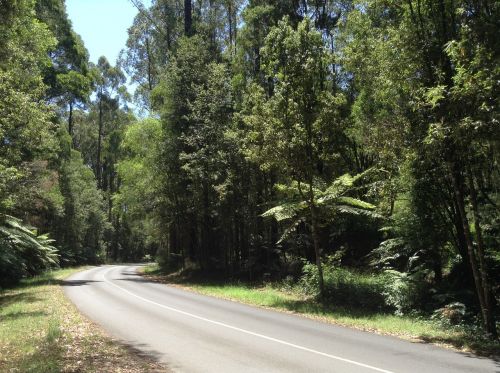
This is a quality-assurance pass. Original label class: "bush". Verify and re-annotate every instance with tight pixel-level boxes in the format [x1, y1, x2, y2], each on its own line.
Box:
[432, 302, 467, 325]
[0, 215, 59, 287]
[157, 250, 184, 272]
[299, 259, 388, 311]
[297, 257, 433, 314]
[382, 269, 428, 315]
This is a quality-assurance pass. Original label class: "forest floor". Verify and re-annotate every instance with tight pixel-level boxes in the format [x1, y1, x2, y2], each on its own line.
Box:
[0, 267, 168, 373]
[142, 264, 499, 358]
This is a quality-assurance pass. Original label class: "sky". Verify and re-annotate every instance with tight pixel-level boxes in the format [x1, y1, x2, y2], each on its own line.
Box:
[66, 0, 149, 66]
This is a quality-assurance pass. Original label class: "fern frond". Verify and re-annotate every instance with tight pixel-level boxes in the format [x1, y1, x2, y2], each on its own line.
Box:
[277, 217, 305, 244]
[262, 201, 307, 221]
[336, 196, 375, 210]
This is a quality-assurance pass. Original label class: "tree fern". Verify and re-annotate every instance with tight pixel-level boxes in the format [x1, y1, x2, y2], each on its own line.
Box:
[0, 214, 59, 285]
[262, 172, 381, 242]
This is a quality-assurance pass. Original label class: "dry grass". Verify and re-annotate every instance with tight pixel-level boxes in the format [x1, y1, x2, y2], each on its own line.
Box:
[0, 267, 168, 373]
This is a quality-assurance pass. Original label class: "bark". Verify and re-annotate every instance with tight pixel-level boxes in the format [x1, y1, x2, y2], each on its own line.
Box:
[97, 95, 103, 189]
[227, 1, 233, 53]
[467, 167, 497, 337]
[184, 0, 192, 36]
[68, 101, 73, 137]
[303, 180, 324, 298]
[309, 201, 324, 298]
[145, 37, 153, 91]
[202, 180, 210, 269]
[450, 168, 491, 335]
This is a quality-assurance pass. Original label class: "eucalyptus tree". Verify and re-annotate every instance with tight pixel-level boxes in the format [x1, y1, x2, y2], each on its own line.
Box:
[340, 0, 499, 336]
[181, 62, 234, 268]
[35, 0, 93, 139]
[243, 17, 348, 295]
[0, 0, 58, 214]
[114, 118, 162, 260]
[0, 0, 62, 282]
[92, 56, 128, 189]
[120, 0, 184, 111]
[153, 35, 212, 265]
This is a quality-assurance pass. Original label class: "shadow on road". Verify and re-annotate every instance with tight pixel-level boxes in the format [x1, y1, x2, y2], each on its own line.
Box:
[115, 276, 153, 284]
[457, 351, 500, 373]
[61, 279, 102, 287]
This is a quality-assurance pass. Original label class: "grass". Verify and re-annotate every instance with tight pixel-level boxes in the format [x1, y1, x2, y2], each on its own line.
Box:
[0, 267, 167, 373]
[142, 264, 499, 357]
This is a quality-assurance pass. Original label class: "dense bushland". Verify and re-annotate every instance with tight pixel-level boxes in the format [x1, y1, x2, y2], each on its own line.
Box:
[1, 0, 498, 338]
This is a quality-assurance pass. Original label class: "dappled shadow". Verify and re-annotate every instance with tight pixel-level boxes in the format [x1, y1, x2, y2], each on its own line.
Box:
[122, 341, 165, 362]
[0, 292, 41, 308]
[0, 310, 47, 321]
[14, 274, 66, 288]
[424, 341, 500, 371]
[271, 297, 500, 357]
[61, 279, 101, 287]
[75, 339, 170, 373]
[122, 271, 139, 276]
[418, 334, 500, 358]
[267, 297, 387, 319]
[115, 276, 154, 284]
[142, 269, 500, 359]
[7, 278, 102, 289]
[1, 331, 63, 372]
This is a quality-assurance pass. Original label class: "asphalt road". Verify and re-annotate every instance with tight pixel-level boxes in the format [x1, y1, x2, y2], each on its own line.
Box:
[64, 265, 499, 373]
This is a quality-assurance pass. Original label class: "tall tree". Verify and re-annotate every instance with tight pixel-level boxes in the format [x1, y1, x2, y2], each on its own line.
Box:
[93, 57, 127, 189]
[340, 0, 499, 336]
[184, 0, 192, 35]
[243, 17, 346, 295]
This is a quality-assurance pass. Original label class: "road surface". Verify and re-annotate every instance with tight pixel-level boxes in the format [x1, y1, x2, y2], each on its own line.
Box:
[64, 265, 499, 373]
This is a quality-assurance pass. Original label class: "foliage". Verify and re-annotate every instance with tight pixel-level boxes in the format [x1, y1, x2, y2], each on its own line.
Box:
[0, 215, 58, 286]
[114, 118, 162, 260]
[263, 173, 379, 243]
[0, 0, 58, 214]
[298, 258, 388, 311]
[381, 269, 428, 316]
[55, 132, 108, 265]
[1, 0, 498, 337]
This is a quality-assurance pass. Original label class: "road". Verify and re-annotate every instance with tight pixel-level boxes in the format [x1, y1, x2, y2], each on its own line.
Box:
[64, 265, 499, 373]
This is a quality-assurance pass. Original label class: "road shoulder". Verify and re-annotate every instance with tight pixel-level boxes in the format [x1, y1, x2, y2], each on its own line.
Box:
[0, 267, 168, 372]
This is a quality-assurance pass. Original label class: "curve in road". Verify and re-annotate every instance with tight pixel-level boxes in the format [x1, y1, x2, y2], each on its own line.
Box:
[64, 265, 499, 373]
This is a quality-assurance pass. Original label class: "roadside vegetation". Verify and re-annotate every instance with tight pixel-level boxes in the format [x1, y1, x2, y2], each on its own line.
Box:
[143, 263, 500, 357]
[0, 267, 166, 373]
[2, 0, 498, 349]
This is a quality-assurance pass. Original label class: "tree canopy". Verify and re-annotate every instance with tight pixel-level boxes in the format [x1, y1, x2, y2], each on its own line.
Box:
[1, 0, 498, 338]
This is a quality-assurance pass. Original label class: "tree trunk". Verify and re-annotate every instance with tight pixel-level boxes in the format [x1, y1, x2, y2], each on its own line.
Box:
[202, 180, 210, 269]
[68, 101, 73, 138]
[304, 179, 324, 298]
[228, 1, 233, 52]
[467, 167, 497, 338]
[145, 37, 153, 91]
[450, 168, 491, 335]
[184, 0, 192, 36]
[97, 96, 103, 189]
[309, 202, 324, 298]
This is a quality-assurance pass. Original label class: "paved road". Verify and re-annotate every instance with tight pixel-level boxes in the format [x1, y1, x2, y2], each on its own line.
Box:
[64, 265, 499, 373]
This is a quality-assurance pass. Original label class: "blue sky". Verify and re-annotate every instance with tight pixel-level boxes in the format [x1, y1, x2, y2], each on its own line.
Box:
[66, 0, 150, 66]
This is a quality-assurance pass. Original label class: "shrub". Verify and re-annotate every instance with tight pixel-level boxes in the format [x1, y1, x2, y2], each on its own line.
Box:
[382, 269, 428, 315]
[0, 215, 59, 287]
[299, 258, 388, 311]
[432, 302, 467, 325]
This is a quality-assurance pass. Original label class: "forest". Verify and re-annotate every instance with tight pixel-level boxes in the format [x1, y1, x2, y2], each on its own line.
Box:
[0, 0, 499, 340]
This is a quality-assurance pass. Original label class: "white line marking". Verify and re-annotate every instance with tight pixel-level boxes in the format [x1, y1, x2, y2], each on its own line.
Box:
[102, 266, 394, 373]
